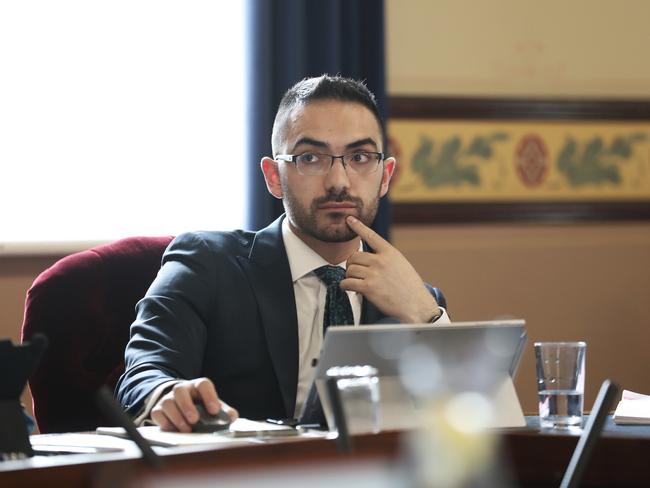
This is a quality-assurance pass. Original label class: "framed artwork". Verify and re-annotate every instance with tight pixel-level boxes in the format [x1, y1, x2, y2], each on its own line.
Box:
[388, 97, 650, 223]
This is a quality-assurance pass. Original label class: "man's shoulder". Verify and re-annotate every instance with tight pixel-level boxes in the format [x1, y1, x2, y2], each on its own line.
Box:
[165, 216, 285, 264]
[171, 229, 256, 255]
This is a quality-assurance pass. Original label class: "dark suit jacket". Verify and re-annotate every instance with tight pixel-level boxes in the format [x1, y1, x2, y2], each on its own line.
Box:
[116, 215, 445, 420]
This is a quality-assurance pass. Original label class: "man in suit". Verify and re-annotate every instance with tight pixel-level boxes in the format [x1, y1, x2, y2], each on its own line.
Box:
[116, 75, 449, 432]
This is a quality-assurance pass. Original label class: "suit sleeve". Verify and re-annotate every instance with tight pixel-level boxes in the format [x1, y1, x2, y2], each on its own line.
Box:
[115, 232, 217, 417]
[425, 283, 448, 312]
[427, 284, 450, 323]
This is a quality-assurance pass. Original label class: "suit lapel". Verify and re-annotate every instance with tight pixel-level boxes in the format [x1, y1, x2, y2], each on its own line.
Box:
[236, 215, 298, 417]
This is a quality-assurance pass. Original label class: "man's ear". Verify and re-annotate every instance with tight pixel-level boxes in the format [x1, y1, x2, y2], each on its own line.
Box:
[379, 157, 396, 197]
[260, 157, 283, 199]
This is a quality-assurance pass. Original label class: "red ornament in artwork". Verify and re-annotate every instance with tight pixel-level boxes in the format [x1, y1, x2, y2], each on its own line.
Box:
[515, 134, 548, 187]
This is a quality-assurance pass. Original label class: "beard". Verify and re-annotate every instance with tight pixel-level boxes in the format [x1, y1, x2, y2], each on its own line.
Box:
[282, 185, 380, 243]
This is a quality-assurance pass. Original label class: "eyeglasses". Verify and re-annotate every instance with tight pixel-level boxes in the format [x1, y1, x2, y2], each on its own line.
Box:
[275, 152, 384, 176]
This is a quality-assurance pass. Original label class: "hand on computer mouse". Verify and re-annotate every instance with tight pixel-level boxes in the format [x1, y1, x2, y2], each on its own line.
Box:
[150, 377, 238, 432]
[192, 400, 232, 433]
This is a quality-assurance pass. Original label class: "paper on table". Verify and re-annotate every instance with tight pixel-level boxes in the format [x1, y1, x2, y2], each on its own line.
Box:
[613, 390, 650, 425]
[96, 418, 300, 447]
[30, 432, 134, 453]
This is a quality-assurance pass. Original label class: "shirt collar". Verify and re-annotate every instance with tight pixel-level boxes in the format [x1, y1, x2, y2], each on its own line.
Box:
[281, 218, 362, 282]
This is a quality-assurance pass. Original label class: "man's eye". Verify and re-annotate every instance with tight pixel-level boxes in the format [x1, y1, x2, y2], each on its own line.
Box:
[350, 152, 370, 163]
[298, 153, 320, 164]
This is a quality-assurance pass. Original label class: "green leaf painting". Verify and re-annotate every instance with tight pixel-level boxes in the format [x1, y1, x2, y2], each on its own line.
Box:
[557, 133, 646, 187]
[411, 133, 508, 188]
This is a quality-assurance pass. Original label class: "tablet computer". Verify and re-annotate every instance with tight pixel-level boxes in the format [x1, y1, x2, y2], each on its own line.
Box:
[303, 320, 527, 431]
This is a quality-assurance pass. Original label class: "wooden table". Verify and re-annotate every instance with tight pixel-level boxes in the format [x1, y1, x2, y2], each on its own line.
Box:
[1, 417, 648, 487]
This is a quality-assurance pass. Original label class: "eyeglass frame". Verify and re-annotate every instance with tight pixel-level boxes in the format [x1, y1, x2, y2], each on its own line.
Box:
[274, 151, 386, 176]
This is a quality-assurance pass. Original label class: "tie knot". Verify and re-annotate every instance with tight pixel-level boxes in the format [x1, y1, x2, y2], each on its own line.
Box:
[313, 265, 346, 287]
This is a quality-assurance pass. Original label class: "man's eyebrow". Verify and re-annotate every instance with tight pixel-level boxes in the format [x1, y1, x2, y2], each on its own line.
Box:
[291, 137, 328, 152]
[290, 136, 379, 153]
[345, 138, 378, 150]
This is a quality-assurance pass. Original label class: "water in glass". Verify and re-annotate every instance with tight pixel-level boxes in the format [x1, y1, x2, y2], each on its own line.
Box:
[538, 388, 583, 428]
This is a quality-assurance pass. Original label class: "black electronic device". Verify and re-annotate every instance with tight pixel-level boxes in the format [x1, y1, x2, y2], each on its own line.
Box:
[0, 334, 48, 460]
[559, 379, 619, 488]
[325, 376, 352, 453]
[191, 401, 231, 433]
[94, 386, 162, 468]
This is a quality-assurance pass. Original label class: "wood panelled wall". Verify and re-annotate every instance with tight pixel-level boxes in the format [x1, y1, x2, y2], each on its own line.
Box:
[392, 222, 650, 412]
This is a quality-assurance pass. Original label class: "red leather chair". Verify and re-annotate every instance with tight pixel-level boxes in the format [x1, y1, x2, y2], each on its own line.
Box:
[21, 236, 173, 433]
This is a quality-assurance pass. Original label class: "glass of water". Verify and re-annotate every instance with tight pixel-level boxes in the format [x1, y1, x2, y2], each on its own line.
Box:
[534, 341, 586, 429]
[326, 365, 380, 435]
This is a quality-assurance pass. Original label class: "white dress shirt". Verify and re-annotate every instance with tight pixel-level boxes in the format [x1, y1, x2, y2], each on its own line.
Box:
[281, 219, 363, 417]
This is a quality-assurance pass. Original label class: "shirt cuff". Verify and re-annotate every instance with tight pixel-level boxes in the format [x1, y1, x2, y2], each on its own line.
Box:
[433, 307, 451, 325]
[133, 379, 182, 426]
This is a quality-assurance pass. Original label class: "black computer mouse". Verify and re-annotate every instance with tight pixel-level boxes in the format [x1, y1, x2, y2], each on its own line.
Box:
[191, 401, 232, 433]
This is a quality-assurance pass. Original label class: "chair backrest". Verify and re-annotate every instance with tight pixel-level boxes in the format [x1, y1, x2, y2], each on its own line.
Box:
[21, 236, 173, 433]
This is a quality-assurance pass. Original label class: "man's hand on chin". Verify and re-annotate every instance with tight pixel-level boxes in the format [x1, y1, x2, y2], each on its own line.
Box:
[340, 216, 441, 324]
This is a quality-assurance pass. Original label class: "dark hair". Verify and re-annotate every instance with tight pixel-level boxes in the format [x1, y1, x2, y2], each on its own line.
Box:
[271, 75, 383, 155]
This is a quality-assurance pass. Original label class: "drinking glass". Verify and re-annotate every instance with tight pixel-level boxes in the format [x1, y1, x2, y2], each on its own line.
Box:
[534, 341, 586, 429]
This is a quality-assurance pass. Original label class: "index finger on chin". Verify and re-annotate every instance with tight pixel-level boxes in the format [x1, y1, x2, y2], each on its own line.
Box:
[345, 216, 389, 252]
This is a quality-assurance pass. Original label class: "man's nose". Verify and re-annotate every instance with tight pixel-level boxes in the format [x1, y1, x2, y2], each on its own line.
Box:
[323, 157, 351, 192]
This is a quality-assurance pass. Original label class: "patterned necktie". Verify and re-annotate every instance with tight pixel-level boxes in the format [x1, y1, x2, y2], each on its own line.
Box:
[313, 265, 354, 332]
